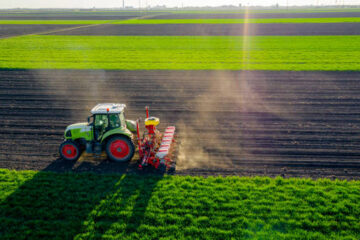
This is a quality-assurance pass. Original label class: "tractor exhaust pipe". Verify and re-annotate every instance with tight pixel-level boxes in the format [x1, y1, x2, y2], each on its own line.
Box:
[145, 106, 149, 118]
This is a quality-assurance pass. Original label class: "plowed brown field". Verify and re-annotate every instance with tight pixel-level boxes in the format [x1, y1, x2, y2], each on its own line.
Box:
[1, 70, 359, 179]
[49, 22, 360, 36]
[0, 24, 84, 38]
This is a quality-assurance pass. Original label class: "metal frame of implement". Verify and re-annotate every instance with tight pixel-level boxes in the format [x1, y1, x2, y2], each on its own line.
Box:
[136, 106, 176, 172]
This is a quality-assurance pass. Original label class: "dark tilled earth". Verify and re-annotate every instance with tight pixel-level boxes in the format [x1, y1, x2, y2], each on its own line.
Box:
[1, 70, 359, 179]
[48, 22, 360, 36]
[0, 24, 86, 38]
[2, 11, 360, 20]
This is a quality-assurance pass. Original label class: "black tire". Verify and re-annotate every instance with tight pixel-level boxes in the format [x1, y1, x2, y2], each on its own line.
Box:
[158, 162, 167, 173]
[168, 165, 176, 173]
[106, 136, 135, 162]
[59, 140, 81, 161]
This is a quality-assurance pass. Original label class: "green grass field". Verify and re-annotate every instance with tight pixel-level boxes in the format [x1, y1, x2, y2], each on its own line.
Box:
[166, 8, 360, 14]
[1, 169, 359, 239]
[2, 18, 360, 25]
[0, 35, 359, 70]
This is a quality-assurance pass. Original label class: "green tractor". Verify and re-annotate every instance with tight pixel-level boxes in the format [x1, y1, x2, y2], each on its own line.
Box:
[59, 103, 137, 162]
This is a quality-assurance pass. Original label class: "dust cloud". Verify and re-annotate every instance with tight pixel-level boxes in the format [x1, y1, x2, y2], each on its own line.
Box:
[175, 71, 241, 170]
[174, 69, 296, 170]
[30, 69, 132, 122]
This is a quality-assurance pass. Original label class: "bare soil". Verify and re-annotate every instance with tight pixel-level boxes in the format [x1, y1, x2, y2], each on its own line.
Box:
[0, 24, 84, 38]
[50, 23, 360, 36]
[1, 69, 359, 179]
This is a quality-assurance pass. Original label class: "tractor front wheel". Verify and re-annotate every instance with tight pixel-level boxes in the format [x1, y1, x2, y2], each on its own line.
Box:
[106, 136, 135, 162]
[59, 140, 81, 161]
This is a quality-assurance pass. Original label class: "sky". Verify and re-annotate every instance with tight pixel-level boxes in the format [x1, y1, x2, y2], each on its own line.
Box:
[0, 0, 359, 9]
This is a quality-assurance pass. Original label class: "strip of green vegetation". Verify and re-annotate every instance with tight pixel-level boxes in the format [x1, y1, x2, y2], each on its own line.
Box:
[0, 20, 113, 25]
[2, 18, 360, 25]
[168, 8, 360, 14]
[0, 169, 359, 239]
[0, 35, 359, 71]
[114, 17, 360, 24]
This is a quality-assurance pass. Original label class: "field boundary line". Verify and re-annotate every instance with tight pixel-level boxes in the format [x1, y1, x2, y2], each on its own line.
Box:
[0, 13, 167, 40]
[0, 22, 110, 40]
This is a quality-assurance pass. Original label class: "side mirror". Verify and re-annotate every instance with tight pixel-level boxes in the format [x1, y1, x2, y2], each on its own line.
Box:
[87, 117, 90, 123]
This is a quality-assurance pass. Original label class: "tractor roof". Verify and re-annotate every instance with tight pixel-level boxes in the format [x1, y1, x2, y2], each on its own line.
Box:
[91, 103, 126, 114]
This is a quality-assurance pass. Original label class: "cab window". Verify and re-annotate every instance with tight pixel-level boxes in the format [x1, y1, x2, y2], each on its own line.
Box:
[94, 114, 108, 128]
[109, 114, 121, 129]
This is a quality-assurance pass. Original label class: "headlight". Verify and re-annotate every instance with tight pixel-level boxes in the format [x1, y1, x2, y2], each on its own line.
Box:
[65, 130, 72, 137]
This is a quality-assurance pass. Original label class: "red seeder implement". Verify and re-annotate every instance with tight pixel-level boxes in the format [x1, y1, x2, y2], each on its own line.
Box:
[136, 107, 176, 172]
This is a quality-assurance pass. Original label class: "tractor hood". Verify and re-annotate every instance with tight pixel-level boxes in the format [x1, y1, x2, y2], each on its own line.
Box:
[65, 122, 92, 141]
[66, 122, 91, 131]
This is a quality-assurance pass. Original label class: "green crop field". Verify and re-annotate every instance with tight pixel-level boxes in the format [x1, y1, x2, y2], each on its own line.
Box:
[167, 8, 360, 14]
[115, 17, 360, 24]
[0, 35, 359, 71]
[2, 18, 360, 25]
[1, 169, 359, 239]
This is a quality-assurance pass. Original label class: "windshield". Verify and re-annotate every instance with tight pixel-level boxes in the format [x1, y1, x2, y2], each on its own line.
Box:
[94, 114, 121, 128]
[94, 114, 109, 128]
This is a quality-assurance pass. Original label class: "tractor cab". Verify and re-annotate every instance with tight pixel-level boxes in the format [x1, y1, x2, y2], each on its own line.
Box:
[89, 103, 127, 141]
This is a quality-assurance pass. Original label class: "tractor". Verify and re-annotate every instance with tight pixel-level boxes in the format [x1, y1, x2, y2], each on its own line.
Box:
[59, 103, 176, 171]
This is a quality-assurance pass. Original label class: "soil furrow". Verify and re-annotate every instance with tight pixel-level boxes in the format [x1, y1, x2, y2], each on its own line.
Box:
[1, 69, 360, 178]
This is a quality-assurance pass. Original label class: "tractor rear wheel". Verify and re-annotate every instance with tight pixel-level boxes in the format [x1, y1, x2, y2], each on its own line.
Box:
[106, 136, 135, 162]
[59, 140, 81, 161]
